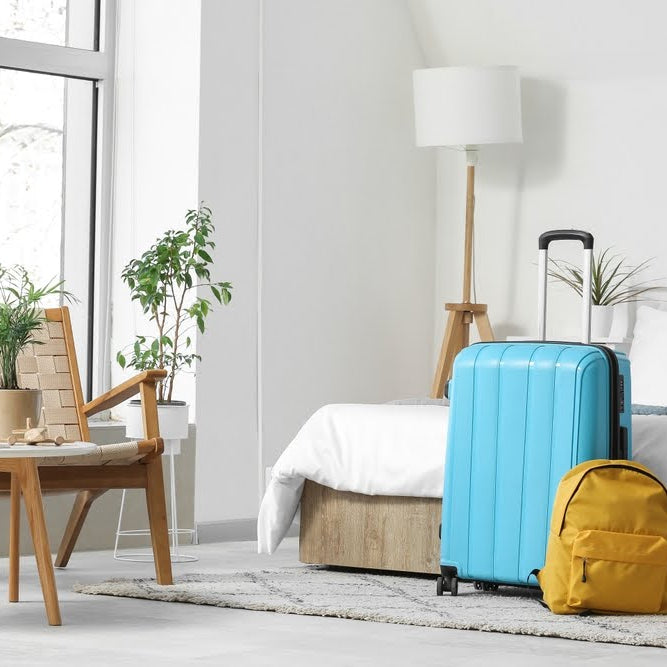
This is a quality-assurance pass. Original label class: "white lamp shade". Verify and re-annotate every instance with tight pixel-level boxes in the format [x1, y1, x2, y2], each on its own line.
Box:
[413, 66, 523, 148]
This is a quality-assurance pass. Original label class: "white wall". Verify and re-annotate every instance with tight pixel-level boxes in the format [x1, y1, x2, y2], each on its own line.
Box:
[112, 0, 667, 531]
[196, 0, 435, 525]
[260, 1, 435, 475]
[196, 0, 261, 523]
[111, 0, 201, 415]
[409, 0, 667, 344]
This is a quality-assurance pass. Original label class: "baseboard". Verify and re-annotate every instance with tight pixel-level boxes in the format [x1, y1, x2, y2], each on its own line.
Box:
[196, 518, 300, 543]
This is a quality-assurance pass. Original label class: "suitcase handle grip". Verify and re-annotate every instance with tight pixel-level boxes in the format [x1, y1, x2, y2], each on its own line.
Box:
[538, 230, 594, 250]
[537, 229, 594, 343]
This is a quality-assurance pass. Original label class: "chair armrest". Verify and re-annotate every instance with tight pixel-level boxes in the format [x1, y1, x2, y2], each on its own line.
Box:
[82, 370, 168, 417]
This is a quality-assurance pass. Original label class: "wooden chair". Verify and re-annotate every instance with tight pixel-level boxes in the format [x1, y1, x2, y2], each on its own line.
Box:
[1, 306, 173, 585]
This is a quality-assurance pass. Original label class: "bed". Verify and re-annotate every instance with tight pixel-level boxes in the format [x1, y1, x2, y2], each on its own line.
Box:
[257, 402, 447, 572]
[258, 401, 667, 574]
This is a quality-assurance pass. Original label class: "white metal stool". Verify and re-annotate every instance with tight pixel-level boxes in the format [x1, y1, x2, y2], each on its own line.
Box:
[114, 437, 198, 563]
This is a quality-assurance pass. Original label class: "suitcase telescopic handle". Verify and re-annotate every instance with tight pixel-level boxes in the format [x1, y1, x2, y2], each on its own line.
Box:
[538, 230, 594, 250]
[537, 229, 594, 344]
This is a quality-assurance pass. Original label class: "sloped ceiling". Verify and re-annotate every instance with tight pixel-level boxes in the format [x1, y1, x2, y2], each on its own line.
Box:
[407, 0, 667, 76]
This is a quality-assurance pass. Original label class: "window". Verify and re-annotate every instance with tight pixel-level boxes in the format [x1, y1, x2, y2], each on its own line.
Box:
[0, 0, 115, 399]
[0, 68, 70, 284]
[0, 0, 97, 50]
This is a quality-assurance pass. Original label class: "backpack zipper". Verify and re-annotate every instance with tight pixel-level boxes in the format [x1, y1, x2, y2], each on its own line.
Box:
[558, 464, 667, 535]
[581, 558, 587, 583]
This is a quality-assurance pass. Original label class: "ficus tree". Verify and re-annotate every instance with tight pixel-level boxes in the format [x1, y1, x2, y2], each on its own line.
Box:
[117, 204, 232, 402]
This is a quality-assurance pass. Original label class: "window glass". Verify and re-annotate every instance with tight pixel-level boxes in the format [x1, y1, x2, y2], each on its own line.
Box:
[0, 0, 98, 50]
[0, 68, 94, 381]
[0, 68, 64, 295]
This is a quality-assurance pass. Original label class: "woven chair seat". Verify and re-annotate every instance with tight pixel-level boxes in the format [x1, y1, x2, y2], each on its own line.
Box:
[36, 441, 143, 466]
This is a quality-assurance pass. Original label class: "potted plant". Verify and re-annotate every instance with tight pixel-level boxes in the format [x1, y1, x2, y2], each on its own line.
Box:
[117, 204, 232, 444]
[548, 248, 663, 339]
[0, 265, 71, 439]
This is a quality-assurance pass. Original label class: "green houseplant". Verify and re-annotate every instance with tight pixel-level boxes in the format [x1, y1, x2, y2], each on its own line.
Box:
[548, 248, 663, 339]
[0, 265, 71, 438]
[548, 248, 662, 306]
[117, 204, 232, 440]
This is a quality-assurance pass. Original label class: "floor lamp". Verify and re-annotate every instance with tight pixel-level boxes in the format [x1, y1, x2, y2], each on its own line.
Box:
[413, 66, 523, 398]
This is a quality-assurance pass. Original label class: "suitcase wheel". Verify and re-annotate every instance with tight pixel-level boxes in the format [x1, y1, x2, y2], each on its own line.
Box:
[436, 576, 445, 596]
[450, 576, 459, 597]
[474, 581, 498, 592]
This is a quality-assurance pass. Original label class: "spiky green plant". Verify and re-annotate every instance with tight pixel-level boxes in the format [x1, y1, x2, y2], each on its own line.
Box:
[548, 248, 663, 306]
[0, 265, 72, 389]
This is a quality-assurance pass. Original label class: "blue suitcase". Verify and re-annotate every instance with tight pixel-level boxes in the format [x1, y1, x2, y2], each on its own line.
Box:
[437, 230, 632, 596]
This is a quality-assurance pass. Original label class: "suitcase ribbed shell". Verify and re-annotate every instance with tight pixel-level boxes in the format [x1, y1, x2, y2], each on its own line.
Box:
[440, 342, 632, 587]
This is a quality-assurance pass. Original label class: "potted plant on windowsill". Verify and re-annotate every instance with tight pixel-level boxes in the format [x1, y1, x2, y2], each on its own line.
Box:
[0, 265, 72, 440]
[117, 204, 232, 446]
[548, 248, 663, 340]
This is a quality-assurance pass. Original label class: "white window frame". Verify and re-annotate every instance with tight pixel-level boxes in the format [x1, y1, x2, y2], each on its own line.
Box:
[0, 0, 117, 400]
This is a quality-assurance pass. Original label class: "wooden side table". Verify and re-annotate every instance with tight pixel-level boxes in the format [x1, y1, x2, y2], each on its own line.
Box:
[0, 441, 95, 626]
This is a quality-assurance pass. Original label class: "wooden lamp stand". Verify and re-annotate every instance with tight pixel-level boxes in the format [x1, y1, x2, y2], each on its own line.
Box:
[431, 152, 494, 399]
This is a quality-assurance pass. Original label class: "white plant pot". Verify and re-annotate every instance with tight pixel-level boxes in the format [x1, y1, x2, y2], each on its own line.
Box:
[125, 400, 188, 455]
[591, 305, 615, 341]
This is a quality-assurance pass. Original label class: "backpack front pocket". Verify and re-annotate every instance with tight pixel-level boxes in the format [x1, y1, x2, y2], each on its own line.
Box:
[568, 530, 667, 613]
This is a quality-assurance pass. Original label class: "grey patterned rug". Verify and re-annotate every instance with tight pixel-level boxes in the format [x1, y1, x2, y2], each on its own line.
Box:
[74, 567, 667, 648]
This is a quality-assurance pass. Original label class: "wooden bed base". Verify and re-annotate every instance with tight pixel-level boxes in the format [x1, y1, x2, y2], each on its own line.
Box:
[299, 480, 441, 575]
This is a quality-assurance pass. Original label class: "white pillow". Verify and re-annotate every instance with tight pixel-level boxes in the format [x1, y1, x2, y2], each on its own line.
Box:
[629, 306, 667, 406]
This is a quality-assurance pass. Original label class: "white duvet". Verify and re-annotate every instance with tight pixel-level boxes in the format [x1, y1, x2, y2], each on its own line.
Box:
[257, 403, 449, 554]
[257, 406, 667, 555]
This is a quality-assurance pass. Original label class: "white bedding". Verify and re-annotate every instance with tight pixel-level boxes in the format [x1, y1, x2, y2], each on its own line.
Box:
[257, 406, 667, 555]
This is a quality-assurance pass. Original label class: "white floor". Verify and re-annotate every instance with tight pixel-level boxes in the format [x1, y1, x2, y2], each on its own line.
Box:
[0, 538, 664, 665]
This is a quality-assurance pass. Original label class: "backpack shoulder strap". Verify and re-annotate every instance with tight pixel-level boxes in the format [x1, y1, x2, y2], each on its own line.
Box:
[550, 460, 616, 535]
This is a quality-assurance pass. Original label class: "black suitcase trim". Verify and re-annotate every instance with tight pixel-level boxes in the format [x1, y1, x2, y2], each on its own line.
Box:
[590, 344, 623, 459]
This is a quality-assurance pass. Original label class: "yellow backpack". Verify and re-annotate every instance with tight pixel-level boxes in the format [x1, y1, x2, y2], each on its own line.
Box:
[536, 459, 667, 614]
